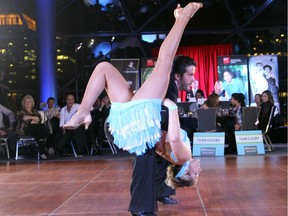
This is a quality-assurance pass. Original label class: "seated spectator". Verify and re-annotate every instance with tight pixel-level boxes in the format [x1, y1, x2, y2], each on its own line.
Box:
[15, 95, 48, 160]
[0, 103, 17, 157]
[44, 97, 60, 156]
[201, 92, 219, 109]
[212, 80, 228, 98]
[230, 93, 246, 131]
[55, 93, 87, 157]
[97, 96, 111, 146]
[186, 79, 205, 101]
[87, 97, 102, 154]
[189, 91, 204, 111]
[257, 90, 274, 131]
[254, 93, 262, 107]
[88, 95, 111, 155]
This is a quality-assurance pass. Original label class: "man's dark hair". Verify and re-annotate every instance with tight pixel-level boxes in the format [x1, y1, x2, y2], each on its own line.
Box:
[232, 93, 246, 107]
[65, 93, 75, 100]
[47, 97, 55, 102]
[171, 55, 197, 77]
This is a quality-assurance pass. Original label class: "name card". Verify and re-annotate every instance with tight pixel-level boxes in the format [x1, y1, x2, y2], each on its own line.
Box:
[235, 130, 265, 155]
[192, 132, 225, 156]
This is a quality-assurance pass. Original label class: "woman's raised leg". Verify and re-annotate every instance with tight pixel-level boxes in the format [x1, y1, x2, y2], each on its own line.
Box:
[64, 62, 133, 129]
[132, 2, 202, 101]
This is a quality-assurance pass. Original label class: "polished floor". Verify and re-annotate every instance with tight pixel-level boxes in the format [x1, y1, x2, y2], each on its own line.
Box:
[0, 144, 287, 216]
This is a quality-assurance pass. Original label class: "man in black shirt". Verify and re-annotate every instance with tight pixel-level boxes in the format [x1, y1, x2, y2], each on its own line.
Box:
[156, 56, 197, 204]
[128, 56, 197, 215]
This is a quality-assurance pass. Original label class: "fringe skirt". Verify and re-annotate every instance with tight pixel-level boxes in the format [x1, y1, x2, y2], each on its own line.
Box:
[107, 99, 162, 155]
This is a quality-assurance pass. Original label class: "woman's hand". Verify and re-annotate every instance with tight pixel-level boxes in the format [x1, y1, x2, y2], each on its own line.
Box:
[189, 158, 202, 177]
[234, 123, 241, 131]
[23, 115, 32, 121]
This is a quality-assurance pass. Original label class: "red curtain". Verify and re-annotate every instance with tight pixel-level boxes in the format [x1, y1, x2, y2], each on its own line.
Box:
[152, 44, 232, 98]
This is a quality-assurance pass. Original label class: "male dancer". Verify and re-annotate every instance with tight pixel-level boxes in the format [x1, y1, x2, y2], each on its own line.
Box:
[156, 55, 197, 205]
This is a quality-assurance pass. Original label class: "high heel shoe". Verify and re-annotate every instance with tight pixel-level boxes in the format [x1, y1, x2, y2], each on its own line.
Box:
[174, 2, 203, 20]
[63, 112, 92, 130]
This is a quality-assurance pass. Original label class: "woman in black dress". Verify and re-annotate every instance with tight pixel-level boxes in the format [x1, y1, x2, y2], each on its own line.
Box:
[257, 90, 274, 131]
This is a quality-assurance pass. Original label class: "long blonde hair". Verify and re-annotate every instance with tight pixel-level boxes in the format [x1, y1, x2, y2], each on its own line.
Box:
[165, 164, 196, 189]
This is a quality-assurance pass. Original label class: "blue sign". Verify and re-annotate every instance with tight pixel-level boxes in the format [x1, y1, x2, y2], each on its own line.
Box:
[235, 130, 265, 155]
[192, 132, 225, 156]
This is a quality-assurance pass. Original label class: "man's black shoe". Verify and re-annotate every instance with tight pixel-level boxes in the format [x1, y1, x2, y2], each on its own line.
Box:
[130, 211, 158, 216]
[157, 196, 178, 205]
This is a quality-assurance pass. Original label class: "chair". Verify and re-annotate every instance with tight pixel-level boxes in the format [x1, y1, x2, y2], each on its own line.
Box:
[0, 138, 10, 159]
[263, 106, 276, 151]
[196, 107, 217, 132]
[90, 118, 118, 155]
[15, 111, 48, 160]
[242, 106, 261, 130]
[68, 140, 89, 158]
[103, 119, 117, 154]
[15, 136, 39, 160]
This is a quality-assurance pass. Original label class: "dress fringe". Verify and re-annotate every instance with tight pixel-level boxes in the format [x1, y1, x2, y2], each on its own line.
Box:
[107, 99, 162, 155]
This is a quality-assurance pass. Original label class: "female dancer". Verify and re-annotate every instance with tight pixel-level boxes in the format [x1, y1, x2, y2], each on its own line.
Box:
[157, 98, 201, 188]
[64, 2, 203, 156]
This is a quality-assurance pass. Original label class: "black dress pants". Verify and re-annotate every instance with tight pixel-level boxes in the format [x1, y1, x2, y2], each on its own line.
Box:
[128, 148, 157, 212]
[56, 126, 86, 153]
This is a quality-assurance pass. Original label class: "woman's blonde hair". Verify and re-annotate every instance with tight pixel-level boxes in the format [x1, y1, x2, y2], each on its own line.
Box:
[22, 95, 35, 108]
[165, 164, 197, 189]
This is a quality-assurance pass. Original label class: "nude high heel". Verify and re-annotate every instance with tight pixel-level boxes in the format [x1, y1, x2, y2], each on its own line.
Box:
[63, 112, 92, 130]
[174, 2, 203, 20]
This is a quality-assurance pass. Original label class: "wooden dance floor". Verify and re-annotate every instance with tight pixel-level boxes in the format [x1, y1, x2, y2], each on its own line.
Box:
[0, 146, 287, 216]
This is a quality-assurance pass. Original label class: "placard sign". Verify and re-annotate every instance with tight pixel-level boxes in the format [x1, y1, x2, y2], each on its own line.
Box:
[235, 130, 265, 155]
[192, 132, 225, 156]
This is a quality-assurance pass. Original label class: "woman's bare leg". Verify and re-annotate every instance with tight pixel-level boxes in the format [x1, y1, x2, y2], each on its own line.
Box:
[79, 62, 133, 112]
[132, 2, 202, 101]
[64, 62, 133, 129]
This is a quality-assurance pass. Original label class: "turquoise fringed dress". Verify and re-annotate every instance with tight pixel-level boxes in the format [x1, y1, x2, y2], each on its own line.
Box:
[107, 99, 162, 156]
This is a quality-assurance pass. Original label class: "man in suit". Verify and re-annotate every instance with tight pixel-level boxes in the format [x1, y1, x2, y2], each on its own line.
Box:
[128, 55, 197, 216]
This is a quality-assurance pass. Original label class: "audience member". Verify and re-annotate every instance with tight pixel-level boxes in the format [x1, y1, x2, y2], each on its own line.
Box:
[201, 92, 219, 109]
[254, 93, 262, 106]
[257, 90, 274, 131]
[15, 95, 48, 160]
[55, 93, 87, 157]
[230, 93, 246, 131]
[189, 91, 204, 111]
[0, 103, 17, 157]
[88, 95, 111, 155]
[88, 97, 102, 154]
[44, 97, 60, 156]
[187, 79, 205, 100]
[97, 96, 111, 145]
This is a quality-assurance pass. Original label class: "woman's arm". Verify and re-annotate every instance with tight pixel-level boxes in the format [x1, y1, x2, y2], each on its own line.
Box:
[163, 99, 191, 164]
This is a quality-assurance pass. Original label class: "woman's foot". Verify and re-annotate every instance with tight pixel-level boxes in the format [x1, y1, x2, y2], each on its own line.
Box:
[174, 2, 203, 20]
[63, 112, 92, 130]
